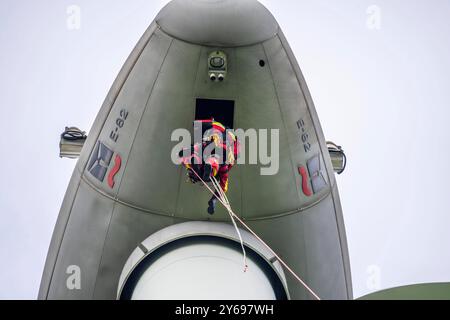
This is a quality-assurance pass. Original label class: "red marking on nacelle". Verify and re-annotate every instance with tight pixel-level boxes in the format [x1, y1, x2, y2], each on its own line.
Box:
[108, 154, 122, 189]
[298, 166, 312, 197]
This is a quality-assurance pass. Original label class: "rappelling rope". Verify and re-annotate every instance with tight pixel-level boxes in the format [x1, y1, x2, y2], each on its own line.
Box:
[189, 168, 321, 300]
[210, 176, 248, 272]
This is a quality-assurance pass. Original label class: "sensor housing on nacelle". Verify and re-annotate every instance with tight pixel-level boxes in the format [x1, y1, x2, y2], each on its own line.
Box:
[208, 51, 227, 82]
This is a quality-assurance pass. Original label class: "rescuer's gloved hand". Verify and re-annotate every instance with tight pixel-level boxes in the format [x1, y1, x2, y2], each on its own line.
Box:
[187, 171, 199, 184]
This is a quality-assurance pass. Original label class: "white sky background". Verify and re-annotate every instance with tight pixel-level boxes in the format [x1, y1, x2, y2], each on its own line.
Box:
[0, 0, 449, 299]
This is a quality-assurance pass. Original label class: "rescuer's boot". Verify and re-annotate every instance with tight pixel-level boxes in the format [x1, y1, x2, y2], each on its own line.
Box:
[207, 197, 217, 215]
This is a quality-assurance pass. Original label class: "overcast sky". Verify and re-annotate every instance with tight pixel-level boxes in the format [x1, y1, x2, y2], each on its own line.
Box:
[1, 0, 449, 299]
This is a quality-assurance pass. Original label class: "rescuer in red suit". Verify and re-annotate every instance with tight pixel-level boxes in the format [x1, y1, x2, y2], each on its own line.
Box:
[179, 119, 239, 214]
